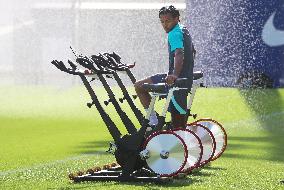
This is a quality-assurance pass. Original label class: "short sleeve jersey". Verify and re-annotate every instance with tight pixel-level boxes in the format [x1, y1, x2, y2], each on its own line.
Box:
[167, 23, 195, 114]
[167, 23, 194, 81]
[168, 23, 184, 76]
[168, 24, 184, 52]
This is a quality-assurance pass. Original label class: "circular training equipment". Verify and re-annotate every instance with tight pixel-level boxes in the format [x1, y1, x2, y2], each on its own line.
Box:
[173, 128, 203, 173]
[193, 119, 227, 161]
[142, 131, 188, 177]
[186, 123, 216, 167]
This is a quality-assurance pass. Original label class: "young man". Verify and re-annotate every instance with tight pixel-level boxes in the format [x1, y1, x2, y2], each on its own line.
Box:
[134, 5, 195, 129]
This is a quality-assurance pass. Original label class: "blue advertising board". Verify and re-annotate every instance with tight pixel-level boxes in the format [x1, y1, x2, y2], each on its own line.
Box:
[186, 0, 284, 87]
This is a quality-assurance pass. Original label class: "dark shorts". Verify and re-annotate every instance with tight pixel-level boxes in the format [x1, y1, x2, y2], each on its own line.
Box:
[150, 73, 187, 115]
[150, 73, 167, 83]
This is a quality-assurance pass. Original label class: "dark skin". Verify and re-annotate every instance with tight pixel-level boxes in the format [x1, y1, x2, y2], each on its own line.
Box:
[135, 13, 186, 129]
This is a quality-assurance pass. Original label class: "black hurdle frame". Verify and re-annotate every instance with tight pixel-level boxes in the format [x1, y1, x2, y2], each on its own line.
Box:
[51, 56, 162, 183]
[51, 49, 203, 183]
[75, 56, 137, 135]
[90, 54, 145, 127]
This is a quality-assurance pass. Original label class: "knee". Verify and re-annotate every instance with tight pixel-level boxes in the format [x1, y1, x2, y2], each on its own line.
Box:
[135, 77, 152, 92]
[134, 81, 139, 90]
[134, 81, 143, 92]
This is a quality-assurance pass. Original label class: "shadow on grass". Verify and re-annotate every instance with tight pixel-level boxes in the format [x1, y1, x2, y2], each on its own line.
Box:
[115, 169, 218, 188]
[47, 186, 95, 190]
[234, 89, 284, 163]
[110, 175, 205, 188]
[203, 166, 226, 171]
[64, 178, 201, 189]
[70, 139, 223, 187]
[59, 169, 214, 189]
[225, 135, 284, 162]
[222, 153, 261, 160]
[73, 140, 111, 155]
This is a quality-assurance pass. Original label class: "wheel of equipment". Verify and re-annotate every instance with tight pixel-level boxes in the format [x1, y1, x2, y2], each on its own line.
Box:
[193, 119, 227, 161]
[172, 128, 203, 173]
[142, 131, 188, 177]
[186, 123, 216, 167]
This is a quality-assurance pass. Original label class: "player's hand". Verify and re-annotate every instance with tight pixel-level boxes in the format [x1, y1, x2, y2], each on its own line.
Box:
[165, 74, 178, 85]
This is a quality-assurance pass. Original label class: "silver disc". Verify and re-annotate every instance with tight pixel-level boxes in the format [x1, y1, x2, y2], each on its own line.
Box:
[143, 131, 187, 177]
[195, 119, 227, 160]
[173, 129, 203, 172]
[186, 124, 216, 166]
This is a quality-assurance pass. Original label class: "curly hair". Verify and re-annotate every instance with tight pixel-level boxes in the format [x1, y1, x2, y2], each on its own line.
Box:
[159, 5, 180, 18]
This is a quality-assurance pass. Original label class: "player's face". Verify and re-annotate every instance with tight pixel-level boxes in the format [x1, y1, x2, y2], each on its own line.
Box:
[160, 13, 179, 33]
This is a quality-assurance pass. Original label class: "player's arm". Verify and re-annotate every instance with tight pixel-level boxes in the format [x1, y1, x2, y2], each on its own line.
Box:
[166, 28, 184, 85]
[173, 48, 184, 77]
[166, 48, 184, 85]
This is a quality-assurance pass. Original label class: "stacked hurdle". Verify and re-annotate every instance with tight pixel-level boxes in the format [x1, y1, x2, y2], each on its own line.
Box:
[51, 47, 227, 183]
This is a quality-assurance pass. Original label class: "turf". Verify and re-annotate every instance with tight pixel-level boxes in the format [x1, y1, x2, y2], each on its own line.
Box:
[0, 85, 284, 189]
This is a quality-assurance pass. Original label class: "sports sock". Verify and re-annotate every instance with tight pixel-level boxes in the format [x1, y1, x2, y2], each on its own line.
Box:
[145, 108, 158, 126]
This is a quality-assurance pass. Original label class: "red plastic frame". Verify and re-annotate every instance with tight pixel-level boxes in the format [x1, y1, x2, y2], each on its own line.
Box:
[172, 128, 203, 173]
[186, 123, 216, 167]
[192, 118, 227, 161]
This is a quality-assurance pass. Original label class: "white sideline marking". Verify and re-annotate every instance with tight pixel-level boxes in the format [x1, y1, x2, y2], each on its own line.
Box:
[0, 153, 101, 177]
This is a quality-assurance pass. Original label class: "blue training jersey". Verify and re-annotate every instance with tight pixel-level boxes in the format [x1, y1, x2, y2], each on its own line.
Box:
[168, 24, 184, 52]
[167, 23, 194, 86]
[167, 23, 195, 114]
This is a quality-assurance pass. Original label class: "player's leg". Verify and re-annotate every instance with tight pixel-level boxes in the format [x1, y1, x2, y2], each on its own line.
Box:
[171, 112, 187, 129]
[170, 90, 188, 129]
[134, 73, 167, 109]
[135, 74, 167, 125]
[134, 77, 153, 109]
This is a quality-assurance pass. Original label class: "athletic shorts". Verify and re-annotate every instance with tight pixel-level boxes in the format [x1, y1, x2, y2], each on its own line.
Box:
[150, 73, 187, 115]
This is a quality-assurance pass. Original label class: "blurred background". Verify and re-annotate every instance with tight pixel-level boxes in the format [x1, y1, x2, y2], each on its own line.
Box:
[0, 0, 283, 87]
[1, 2, 284, 189]
[187, 0, 284, 88]
[0, 0, 186, 87]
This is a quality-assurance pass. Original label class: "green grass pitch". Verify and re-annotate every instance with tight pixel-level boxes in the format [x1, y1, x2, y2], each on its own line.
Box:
[0, 85, 284, 189]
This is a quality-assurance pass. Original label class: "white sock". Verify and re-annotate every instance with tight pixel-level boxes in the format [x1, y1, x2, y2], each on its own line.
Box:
[149, 114, 158, 126]
[146, 109, 158, 126]
[145, 108, 156, 115]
